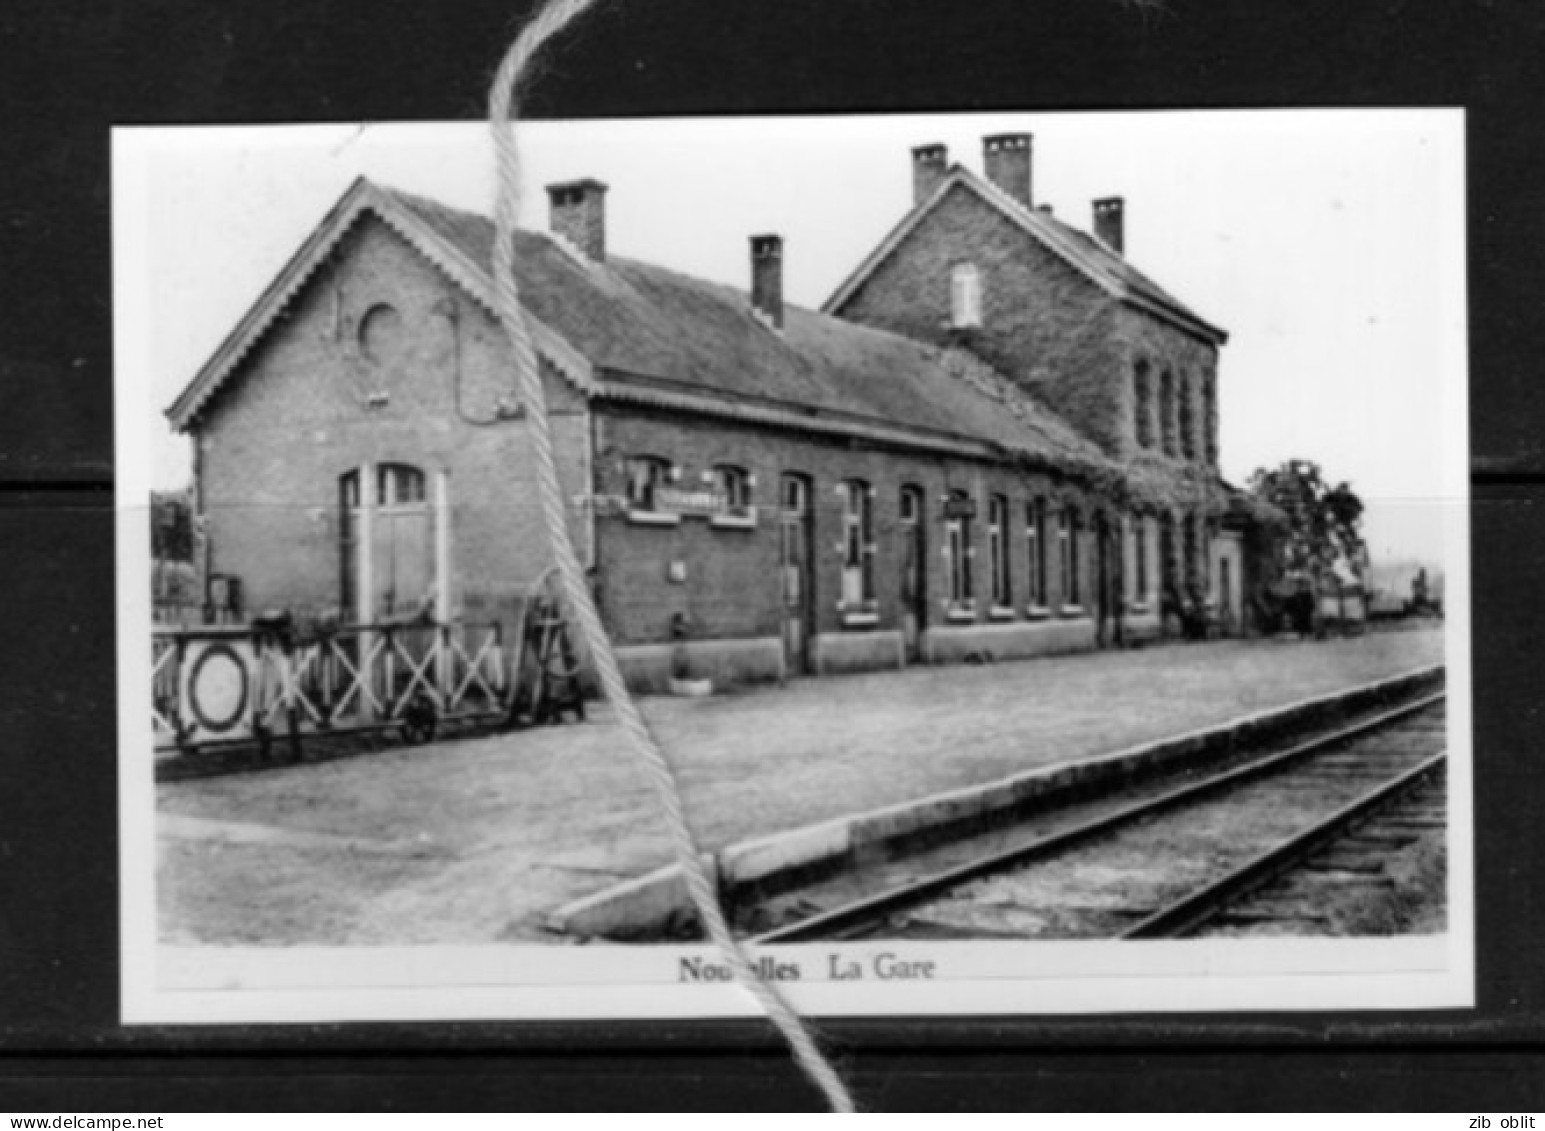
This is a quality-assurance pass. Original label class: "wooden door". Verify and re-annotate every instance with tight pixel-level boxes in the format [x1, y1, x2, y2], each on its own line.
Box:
[779, 475, 813, 676]
[899, 486, 926, 662]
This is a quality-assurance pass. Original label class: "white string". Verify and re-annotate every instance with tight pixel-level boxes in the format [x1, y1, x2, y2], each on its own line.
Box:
[487, 0, 858, 1112]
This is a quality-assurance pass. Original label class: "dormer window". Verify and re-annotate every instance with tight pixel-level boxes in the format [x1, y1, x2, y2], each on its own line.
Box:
[950, 263, 982, 328]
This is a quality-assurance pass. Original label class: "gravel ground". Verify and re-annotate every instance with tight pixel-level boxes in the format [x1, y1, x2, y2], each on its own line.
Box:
[157, 627, 1444, 945]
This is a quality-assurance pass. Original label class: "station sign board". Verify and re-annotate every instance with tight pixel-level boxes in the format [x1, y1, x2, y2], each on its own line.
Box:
[653, 487, 729, 518]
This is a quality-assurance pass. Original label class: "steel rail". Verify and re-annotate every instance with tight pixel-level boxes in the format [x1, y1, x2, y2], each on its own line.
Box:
[1121, 749, 1447, 939]
[749, 689, 1446, 945]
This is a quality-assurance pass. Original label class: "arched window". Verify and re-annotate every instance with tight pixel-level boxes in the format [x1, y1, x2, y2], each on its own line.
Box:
[1132, 514, 1150, 603]
[944, 490, 975, 608]
[623, 456, 671, 511]
[988, 494, 1011, 608]
[1160, 369, 1177, 457]
[1060, 506, 1082, 608]
[1203, 374, 1218, 465]
[1179, 371, 1196, 460]
[1026, 498, 1048, 608]
[1133, 360, 1153, 449]
[710, 464, 753, 514]
[899, 486, 925, 621]
[950, 263, 982, 328]
[340, 462, 431, 621]
[838, 480, 876, 608]
[1183, 512, 1203, 596]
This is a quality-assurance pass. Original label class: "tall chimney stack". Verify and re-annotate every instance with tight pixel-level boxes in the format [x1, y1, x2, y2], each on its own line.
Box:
[983, 133, 1032, 209]
[546, 178, 608, 261]
[750, 234, 784, 329]
[1093, 196, 1125, 254]
[911, 144, 948, 206]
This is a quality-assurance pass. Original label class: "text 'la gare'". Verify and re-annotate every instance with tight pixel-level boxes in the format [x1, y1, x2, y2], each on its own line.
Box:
[679, 953, 938, 983]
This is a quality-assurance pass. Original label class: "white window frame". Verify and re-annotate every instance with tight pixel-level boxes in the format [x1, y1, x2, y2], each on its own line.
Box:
[838, 480, 876, 612]
[944, 491, 975, 616]
[709, 464, 757, 528]
[623, 455, 678, 525]
[950, 263, 982, 328]
[988, 494, 1012, 614]
[1060, 506, 1083, 612]
[1133, 515, 1151, 609]
[1026, 498, 1049, 615]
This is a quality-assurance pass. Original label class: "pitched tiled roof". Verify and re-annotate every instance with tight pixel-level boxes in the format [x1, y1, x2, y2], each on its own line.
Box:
[387, 185, 1105, 464]
[823, 165, 1227, 346]
[170, 177, 1108, 473]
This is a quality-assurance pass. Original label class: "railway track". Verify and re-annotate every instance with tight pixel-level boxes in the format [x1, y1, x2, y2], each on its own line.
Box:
[748, 692, 1447, 944]
[1177, 763, 1448, 939]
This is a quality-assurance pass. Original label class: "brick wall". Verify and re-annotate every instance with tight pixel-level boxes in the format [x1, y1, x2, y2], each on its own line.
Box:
[833, 182, 1223, 472]
[1109, 304, 1219, 468]
[592, 405, 1119, 653]
[834, 185, 1127, 452]
[193, 216, 590, 634]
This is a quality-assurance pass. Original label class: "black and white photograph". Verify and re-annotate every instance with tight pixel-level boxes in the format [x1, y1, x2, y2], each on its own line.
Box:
[114, 111, 1471, 1023]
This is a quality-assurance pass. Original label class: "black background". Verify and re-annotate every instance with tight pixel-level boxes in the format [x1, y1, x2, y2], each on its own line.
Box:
[2, 0, 1543, 1112]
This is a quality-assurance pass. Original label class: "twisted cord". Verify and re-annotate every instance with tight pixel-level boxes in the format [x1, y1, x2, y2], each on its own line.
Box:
[487, 0, 857, 1112]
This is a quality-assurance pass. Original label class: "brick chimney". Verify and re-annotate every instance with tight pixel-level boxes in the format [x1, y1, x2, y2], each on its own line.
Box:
[1093, 196, 1124, 254]
[911, 144, 948, 206]
[546, 178, 608, 262]
[983, 133, 1032, 209]
[750, 234, 783, 328]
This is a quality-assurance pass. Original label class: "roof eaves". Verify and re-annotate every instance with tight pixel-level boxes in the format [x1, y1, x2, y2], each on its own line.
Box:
[821, 167, 1124, 315]
[823, 166, 1227, 346]
[594, 371, 1006, 462]
[166, 176, 377, 430]
[821, 170, 965, 314]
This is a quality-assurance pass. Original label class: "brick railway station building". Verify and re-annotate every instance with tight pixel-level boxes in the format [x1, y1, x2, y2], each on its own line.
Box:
[167, 133, 1256, 691]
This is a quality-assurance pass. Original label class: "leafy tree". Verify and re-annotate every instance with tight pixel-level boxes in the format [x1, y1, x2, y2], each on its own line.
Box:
[1247, 459, 1366, 585]
[151, 490, 194, 563]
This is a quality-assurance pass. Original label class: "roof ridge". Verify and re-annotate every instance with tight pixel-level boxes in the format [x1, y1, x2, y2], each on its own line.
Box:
[823, 164, 1226, 345]
[168, 177, 1110, 479]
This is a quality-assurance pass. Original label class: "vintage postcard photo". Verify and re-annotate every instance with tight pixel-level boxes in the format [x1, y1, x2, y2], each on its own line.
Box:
[115, 111, 1471, 1022]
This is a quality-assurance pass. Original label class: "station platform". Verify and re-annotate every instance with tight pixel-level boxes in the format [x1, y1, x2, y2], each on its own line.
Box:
[157, 626, 1445, 945]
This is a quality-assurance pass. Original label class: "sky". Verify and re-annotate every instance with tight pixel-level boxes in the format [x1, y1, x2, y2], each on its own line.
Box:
[115, 111, 1466, 569]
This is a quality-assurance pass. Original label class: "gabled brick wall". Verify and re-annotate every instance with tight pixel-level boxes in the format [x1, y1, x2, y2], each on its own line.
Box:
[834, 184, 1129, 453]
[832, 182, 1221, 470]
[191, 215, 591, 631]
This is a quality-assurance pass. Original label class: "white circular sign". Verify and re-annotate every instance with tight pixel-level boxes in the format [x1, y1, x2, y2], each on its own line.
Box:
[190, 644, 248, 732]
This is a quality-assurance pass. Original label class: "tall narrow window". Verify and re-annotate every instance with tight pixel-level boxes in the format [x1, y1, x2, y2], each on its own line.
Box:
[1134, 515, 1149, 602]
[950, 263, 982, 328]
[1060, 506, 1082, 607]
[839, 480, 876, 608]
[1179, 371, 1197, 460]
[624, 456, 670, 510]
[988, 494, 1011, 608]
[1203, 373, 1218, 465]
[944, 490, 975, 607]
[1133, 360, 1153, 449]
[1183, 513, 1202, 596]
[1026, 498, 1048, 607]
[1160, 369, 1177, 456]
